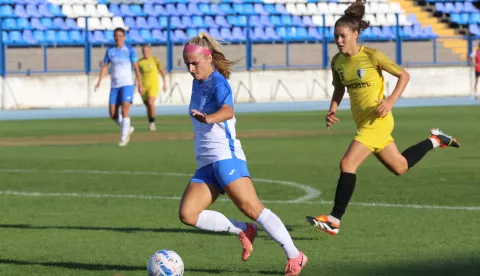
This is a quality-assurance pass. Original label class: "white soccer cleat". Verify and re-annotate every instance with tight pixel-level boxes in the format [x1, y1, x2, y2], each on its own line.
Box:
[149, 122, 156, 132]
[119, 126, 135, 147]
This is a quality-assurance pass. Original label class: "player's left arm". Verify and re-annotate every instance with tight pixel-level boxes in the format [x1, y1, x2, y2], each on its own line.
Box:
[130, 47, 144, 95]
[374, 50, 410, 118]
[155, 57, 168, 92]
[191, 83, 233, 124]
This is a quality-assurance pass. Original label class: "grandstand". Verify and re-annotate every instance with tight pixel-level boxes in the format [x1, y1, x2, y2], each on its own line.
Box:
[0, 0, 478, 73]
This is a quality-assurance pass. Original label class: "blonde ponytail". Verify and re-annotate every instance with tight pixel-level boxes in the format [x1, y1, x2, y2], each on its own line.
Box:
[184, 32, 237, 79]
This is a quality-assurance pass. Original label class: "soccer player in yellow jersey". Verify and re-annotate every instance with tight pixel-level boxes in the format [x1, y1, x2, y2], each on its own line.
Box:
[306, 0, 460, 236]
[138, 45, 167, 131]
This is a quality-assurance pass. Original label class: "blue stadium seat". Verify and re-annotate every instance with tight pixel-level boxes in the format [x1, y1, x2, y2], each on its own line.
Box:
[220, 27, 232, 41]
[270, 15, 281, 27]
[383, 27, 395, 39]
[147, 16, 160, 29]
[143, 4, 159, 17]
[215, 16, 230, 28]
[188, 3, 202, 16]
[308, 27, 322, 40]
[159, 17, 168, 29]
[249, 15, 261, 27]
[110, 4, 121, 16]
[2, 31, 10, 45]
[124, 17, 136, 29]
[444, 2, 459, 14]
[173, 29, 187, 43]
[260, 15, 273, 27]
[209, 27, 221, 39]
[182, 16, 193, 28]
[193, 16, 207, 28]
[227, 16, 238, 27]
[220, 4, 234, 15]
[281, 15, 293, 27]
[57, 30, 70, 44]
[128, 29, 145, 43]
[204, 16, 217, 28]
[177, 4, 189, 16]
[52, 18, 67, 30]
[0, 5, 14, 17]
[243, 4, 256, 15]
[237, 15, 247, 27]
[292, 16, 305, 27]
[360, 28, 374, 40]
[423, 26, 438, 38]
[15, 5, 27, 17]
[41, 18, 54, 30]
[121, 4, 135, 17]
[166, 4, 179, 16]
[198, 4, 212, 15]
[23, 30, 37, 45]
[210, 4, 224, 16]
[470, 13, 480, 24]
[232, 4, 243, 14]
[65, 18, 80, 30]
[254, 3, 267, 15]
[154, 5, 166, 17]
[3, 18, 16, 30]
[152, 29, 166, 43]
[130, 5, 145, 16]
[171, 16, 185, 29]
[302, 16, 315, 27]
[48, 4, 63, 17]
[136, 17, 148, 29]
[45, 30, 57, 43]
[26, 4, 41, 18]
[407, 14, 418, 25]
[104, 30, 114, 43]
[275, 4, 288, 15]
[38, 4, 53, 17]
[17, 18, 32, 30]
[33, 30, 45, 43]
[140, 29, 153, 43]
[93, 30, 108, 44]
[250, 27, 266, 42]
[186, 28, 198, 38]
[264, 4, 277, 15]
[31, 18, 45, 31]
[465, 2, 478, 13]
[69, 30, 84, 44]
[9, 30, 24, 44]
[265, 27, 280, 41]
[232, 27, 245, 42]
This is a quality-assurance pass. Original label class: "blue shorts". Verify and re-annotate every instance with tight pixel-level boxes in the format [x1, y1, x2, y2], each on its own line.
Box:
[190, 158, 251, 193]
[109, 85, 134, 105]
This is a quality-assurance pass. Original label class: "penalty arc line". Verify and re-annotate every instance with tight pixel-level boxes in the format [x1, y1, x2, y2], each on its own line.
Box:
[0, 169, 479, 211]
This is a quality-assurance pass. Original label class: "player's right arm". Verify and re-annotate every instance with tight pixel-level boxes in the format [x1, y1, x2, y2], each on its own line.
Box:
[95, 49, 110, 91]
[326, 61, 345, 129]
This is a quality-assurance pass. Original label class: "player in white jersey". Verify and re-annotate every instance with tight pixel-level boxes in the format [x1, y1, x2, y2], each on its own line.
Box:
[95, 28, 144, 147]
[177, 33, 307, 276]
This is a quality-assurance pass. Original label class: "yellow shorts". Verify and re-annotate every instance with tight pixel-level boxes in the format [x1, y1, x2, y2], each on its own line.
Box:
[354, 114, 395, 153]
[141, 84, 159, 101]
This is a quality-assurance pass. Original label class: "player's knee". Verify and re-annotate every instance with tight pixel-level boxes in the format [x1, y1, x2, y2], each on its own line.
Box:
[237, 200, 264, 221]
[178, 207, 198, 227]
[392, 165, 408, 176]
[340, 157, 357, 173]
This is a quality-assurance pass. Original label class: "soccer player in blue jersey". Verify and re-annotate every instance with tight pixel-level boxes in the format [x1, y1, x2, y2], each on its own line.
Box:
[95, 28, 144, 147]
[177, 33, 307, 276]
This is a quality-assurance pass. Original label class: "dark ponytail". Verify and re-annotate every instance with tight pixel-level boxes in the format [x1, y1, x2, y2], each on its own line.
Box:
[335, 0, 370, 34]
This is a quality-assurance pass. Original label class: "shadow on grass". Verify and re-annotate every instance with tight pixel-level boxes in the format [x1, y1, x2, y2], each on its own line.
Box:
[0, 258, 280, 275]
[0, 224, 315, 241]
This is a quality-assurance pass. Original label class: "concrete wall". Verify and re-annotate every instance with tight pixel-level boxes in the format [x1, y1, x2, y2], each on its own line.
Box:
[0, 66, 474, 109]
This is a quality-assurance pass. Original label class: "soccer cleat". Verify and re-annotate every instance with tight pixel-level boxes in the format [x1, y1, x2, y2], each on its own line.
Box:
[149, 122, 156, 132]
[119, 127, 135, 147]
[238, 223, 258, 262]
[430, 128, 460, 148]
[284, 251, 308, 276]
[306, 215, 340, 235]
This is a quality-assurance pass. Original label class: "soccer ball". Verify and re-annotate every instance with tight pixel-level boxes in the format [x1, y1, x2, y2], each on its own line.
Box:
[147, 249, 184, 276]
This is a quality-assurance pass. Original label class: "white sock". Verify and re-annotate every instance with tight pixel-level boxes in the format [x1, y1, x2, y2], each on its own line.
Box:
[429, 137, 440, 149]
[115, 115, 123, 127]
[256, 208, 299, 259]
[195, 210, 247, 235]
[121, 117, 131, 140]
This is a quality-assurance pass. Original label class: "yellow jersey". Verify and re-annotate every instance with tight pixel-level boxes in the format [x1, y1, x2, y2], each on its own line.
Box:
[138, 56, 163, 87]
[331, 46, 402, 127]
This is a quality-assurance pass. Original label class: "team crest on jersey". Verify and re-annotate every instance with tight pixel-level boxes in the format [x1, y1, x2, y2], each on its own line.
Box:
[357, 69, 365, 79]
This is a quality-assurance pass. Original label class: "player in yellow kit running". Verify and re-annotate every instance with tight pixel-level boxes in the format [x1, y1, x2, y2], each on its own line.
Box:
[138, 45, 167, 131]
[306, 0, 460, 235]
